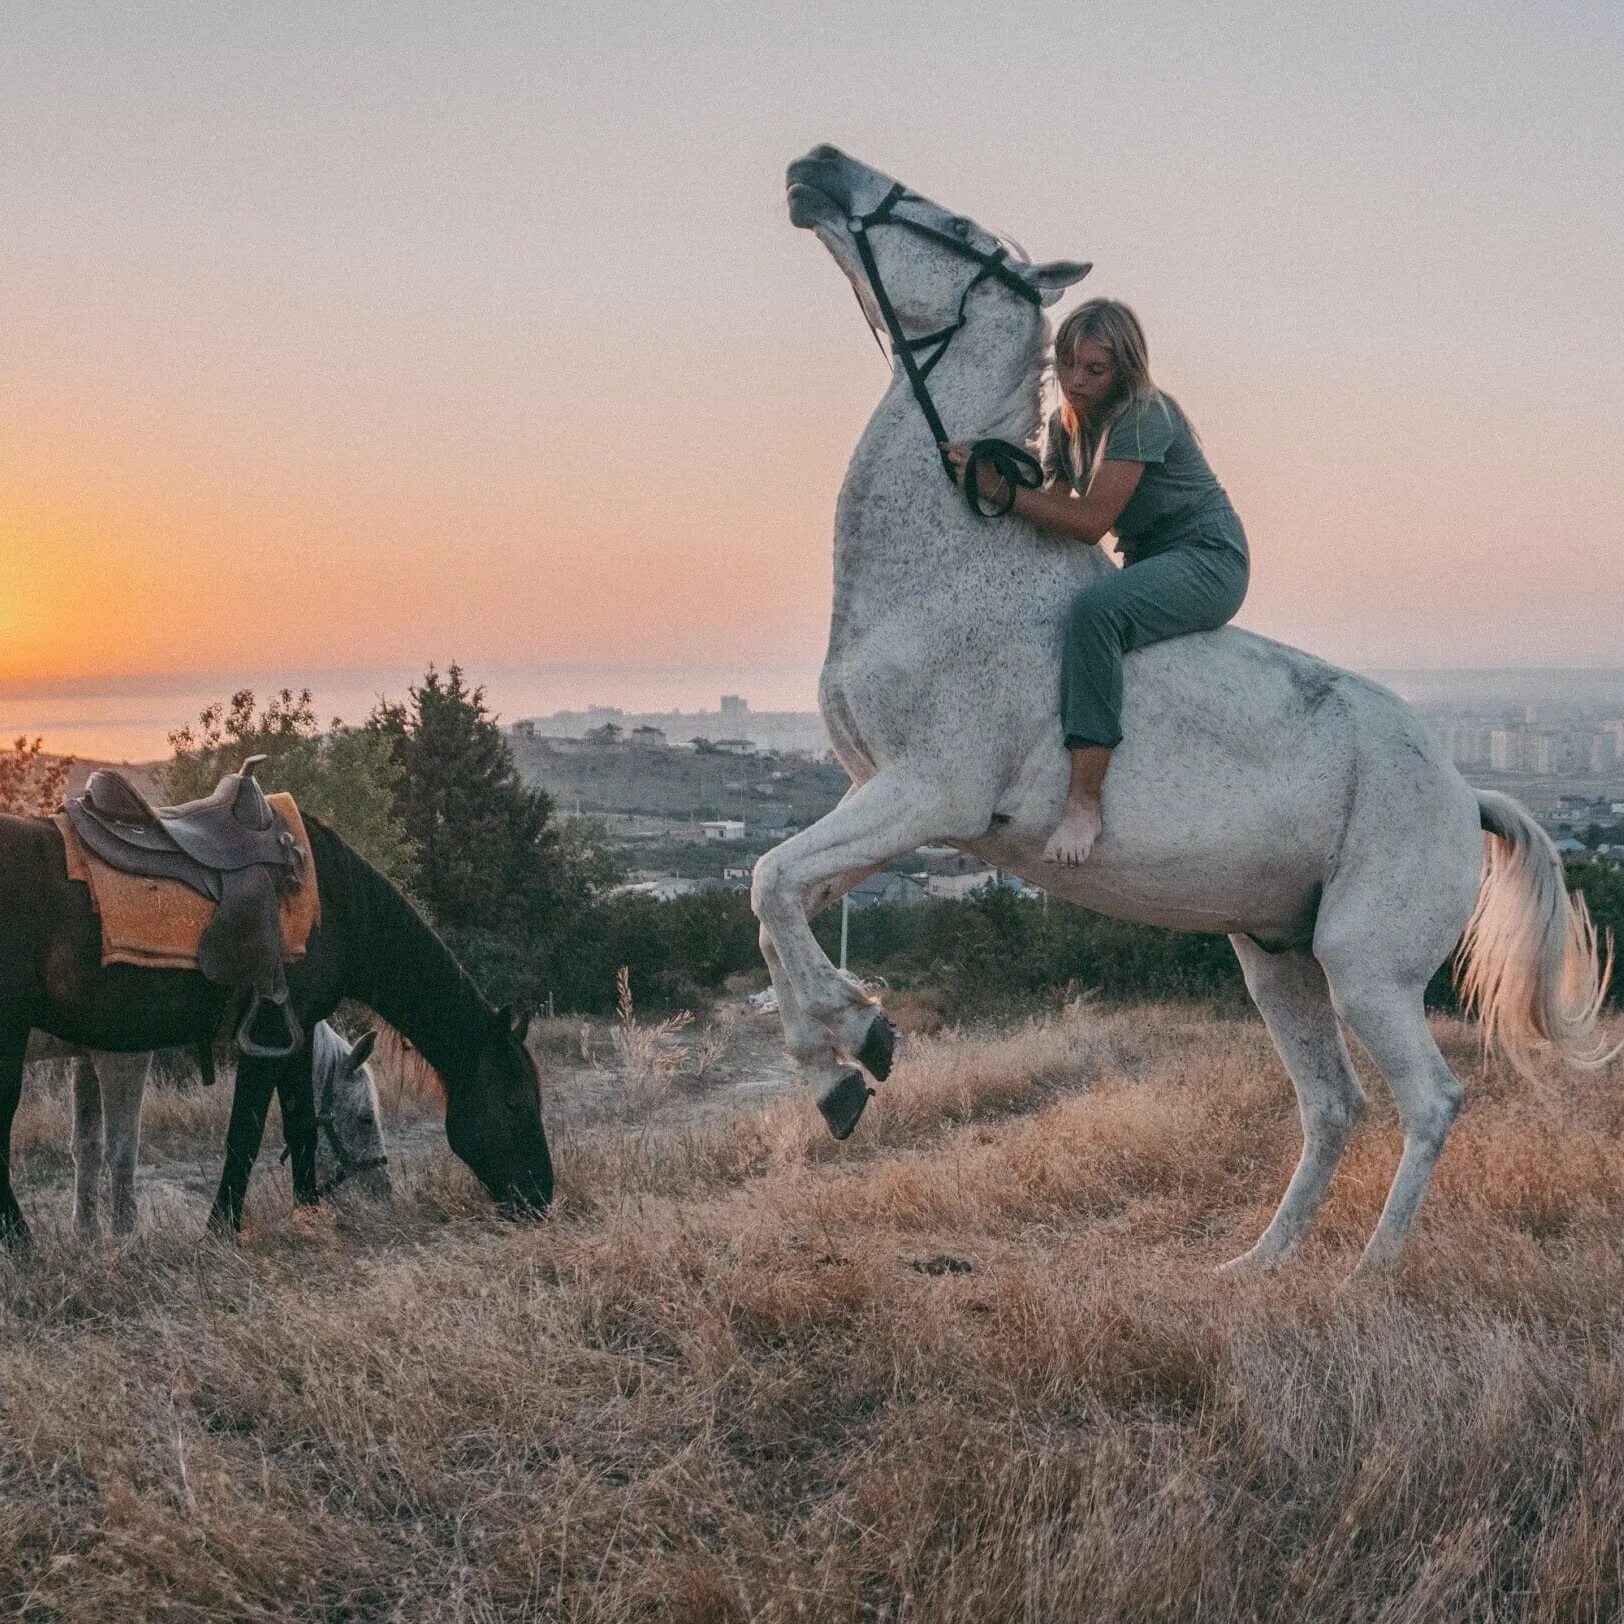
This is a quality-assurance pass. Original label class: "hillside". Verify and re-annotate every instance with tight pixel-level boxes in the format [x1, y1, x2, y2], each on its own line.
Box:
[510, 734, 850, 828]
[4, 1003, 1624, 1618]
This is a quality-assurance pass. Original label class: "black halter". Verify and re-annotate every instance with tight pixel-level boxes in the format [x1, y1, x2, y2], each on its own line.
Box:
[281, 1051, 389, 1199]
[847, 182, 1045, 518]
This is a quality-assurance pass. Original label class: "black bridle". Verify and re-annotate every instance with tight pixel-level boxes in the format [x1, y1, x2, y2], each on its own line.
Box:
[281, 1051, 389, 1199]
[846, 182, 1045, 518]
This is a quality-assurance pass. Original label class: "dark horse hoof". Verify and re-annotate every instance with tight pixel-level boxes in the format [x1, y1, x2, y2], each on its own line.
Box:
[818, 1070, 874, 1141]
[855, 1012, 897, 1081]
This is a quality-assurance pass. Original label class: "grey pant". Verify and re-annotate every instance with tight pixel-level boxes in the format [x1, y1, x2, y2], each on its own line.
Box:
[1061, 542, 1249, 749]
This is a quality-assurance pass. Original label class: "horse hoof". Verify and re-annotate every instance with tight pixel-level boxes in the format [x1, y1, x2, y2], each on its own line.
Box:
[856, 1013, 897, 1081]
[818, 1070, 874, 1141]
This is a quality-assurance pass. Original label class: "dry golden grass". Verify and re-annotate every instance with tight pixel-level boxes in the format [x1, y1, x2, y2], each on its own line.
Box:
[3, 1003, 1624, 1621]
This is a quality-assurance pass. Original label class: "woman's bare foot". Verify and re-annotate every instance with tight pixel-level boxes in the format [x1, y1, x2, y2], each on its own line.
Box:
[1043, 798, 1102, 865]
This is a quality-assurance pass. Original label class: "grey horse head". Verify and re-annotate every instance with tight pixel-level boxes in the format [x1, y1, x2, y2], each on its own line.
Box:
[311, 1022, 391, 1202]
[785, 144, 1090, 340]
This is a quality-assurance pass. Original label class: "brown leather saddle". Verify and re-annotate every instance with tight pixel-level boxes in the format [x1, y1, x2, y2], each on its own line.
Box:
[67, 755, 308, 1057]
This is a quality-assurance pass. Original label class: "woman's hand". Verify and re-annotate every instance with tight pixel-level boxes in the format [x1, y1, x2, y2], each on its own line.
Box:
[941, 442, 1012, 508]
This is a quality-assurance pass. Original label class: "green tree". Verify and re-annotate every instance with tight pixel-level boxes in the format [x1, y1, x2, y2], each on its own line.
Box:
[368, 665, 617, 1004]
[163, 689, 418, 891]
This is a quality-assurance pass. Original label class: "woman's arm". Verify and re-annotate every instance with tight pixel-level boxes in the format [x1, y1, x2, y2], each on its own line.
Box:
[943, 442, 1143, 545]
[1010, 460, 1142, 544]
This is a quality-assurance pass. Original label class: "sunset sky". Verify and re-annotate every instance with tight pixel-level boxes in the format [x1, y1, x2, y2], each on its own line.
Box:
[3, 1, 1620, 714]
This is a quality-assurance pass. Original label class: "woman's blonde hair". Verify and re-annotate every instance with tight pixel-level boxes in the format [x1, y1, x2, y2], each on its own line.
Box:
[1053, 298, 1166, 483]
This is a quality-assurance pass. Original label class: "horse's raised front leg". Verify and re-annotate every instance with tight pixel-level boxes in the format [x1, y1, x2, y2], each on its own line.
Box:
[72, 1054, 106, 1236]
[753, 773, 975, 1136]
[92, 1051, 150, 1237]
[756, 865, 880, 1124]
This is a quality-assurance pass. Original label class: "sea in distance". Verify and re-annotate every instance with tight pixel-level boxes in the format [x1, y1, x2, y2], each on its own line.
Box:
[0, 663, 823, 764]
[4, 665, 1623, 767]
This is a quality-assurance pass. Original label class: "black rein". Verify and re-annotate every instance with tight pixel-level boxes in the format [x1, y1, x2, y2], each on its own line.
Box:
[846, 183, 1045, 519]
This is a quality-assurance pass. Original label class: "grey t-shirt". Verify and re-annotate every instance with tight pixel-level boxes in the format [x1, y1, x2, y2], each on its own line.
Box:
[1041, 391, 1246, 564]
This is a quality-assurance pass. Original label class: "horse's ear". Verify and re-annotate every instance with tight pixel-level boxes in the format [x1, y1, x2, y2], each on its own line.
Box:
[1028, 259, 1092, 306]
[511, 1006, 534, 1042]
[347, 1029, 378, 1070]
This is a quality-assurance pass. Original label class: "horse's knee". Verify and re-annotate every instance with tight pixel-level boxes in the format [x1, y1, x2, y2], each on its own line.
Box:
[751, 849, 800, 924]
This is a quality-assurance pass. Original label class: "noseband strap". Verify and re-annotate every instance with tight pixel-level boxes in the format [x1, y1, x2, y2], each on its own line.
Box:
[847, 183, 1044, 515]
[280, 1055, 389, 1199]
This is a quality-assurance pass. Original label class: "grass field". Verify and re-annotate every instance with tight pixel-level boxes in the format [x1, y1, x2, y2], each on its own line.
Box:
[3, 1002, 1624, 1621]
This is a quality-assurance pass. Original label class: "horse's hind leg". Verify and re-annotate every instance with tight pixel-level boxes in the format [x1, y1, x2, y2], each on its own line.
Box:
[95, 1052, 149, 1236]
[1221, 940, 1367, 1273]
[72, 1054, 106, 1235]
[1320, 965, 1462, 1272]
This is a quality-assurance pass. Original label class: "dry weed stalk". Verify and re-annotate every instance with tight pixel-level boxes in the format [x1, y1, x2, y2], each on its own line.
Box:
[609, 966, 692, 1114]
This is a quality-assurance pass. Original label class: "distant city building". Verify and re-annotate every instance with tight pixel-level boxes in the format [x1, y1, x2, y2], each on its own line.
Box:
[515, 695, 829, 756]
[1489, 729, 1521, 773]
[700, 819, 746, 840]
[848, 872, 927, 910]
[512, 719, 536, 738]
[629, 725, 668, 749]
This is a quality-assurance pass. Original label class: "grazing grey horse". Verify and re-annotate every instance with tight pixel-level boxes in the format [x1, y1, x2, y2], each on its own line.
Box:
[762, 144, 1613, 1275]
[72, 1022, 389, 1234]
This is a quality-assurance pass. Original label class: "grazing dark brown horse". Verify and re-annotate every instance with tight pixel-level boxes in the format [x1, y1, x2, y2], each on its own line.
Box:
[0, 810, 553, 1245]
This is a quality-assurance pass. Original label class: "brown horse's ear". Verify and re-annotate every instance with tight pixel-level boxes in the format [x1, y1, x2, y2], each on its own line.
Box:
[512, 1007, 535, 1042]
[347, 1028, 378, 1070]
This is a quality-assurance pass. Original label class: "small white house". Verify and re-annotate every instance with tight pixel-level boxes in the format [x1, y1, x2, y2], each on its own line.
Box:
[922, 852, 997, 900]
[701, 819, 746, 841]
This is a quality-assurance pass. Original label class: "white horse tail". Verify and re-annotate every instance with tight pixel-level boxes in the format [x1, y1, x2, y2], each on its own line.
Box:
[1456, 791, 1616, 1074]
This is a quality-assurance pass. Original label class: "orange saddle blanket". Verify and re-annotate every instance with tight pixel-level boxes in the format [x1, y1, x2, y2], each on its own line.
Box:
[57, 792, 322, 972]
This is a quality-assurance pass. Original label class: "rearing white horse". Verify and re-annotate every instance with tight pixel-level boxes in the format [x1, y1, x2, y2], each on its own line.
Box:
[755, 144, 1613, 1274]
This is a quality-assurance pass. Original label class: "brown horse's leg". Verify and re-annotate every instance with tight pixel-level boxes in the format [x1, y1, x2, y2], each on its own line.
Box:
[0, 1028, 31, 1248]
[274, 1039, 319, 1207]
[206, 1051, 281, 1237]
